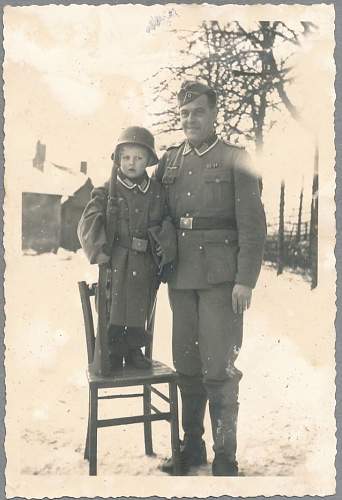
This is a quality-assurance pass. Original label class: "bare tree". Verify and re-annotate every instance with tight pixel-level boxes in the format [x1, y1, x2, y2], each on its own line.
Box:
[149, 21, 317, 150]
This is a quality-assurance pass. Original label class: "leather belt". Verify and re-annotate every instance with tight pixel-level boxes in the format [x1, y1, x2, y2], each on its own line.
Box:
[176, 216, 237, 230]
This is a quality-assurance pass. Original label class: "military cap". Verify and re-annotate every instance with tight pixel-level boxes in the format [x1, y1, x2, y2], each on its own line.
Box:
[177, 80, 217, 107]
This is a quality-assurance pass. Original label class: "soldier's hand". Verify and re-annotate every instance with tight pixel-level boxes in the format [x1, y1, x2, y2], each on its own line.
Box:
[232, 284, 252, 315]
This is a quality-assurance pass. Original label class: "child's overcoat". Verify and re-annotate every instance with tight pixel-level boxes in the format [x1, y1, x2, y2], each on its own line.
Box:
[78, 170, 177, 329]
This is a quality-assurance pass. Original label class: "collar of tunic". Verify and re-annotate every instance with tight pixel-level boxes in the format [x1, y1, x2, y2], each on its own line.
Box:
[117, 169, 151, 194]
[183, 133, 218, 157]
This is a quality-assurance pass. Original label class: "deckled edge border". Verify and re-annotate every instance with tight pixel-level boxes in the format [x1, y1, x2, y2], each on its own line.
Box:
[0, 0, 341, 500]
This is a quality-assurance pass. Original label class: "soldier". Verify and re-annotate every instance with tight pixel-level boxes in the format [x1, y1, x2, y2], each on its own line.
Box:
[156, 81, 267, 476]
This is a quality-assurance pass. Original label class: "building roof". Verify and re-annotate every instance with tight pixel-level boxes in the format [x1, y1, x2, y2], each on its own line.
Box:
[20, 160, 91, 197]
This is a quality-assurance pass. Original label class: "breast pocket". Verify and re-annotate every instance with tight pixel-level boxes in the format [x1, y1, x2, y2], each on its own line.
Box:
[118, 197, 129, 222]
[204, 169, 232, 207]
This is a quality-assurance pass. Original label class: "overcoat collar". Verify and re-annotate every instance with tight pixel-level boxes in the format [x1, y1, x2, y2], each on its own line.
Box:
[183, 133, 218, 157]
[117, 169, 151, 194]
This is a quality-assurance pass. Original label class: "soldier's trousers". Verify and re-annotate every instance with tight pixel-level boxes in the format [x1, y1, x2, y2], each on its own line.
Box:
[168, 283, 243, 460]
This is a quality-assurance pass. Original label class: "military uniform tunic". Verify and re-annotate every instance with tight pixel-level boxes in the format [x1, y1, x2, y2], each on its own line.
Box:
[156, 136, 266, 382]
[158, 137, 266, 290]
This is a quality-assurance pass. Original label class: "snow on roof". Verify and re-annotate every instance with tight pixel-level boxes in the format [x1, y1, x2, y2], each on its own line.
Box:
[20, 160, 91, 196]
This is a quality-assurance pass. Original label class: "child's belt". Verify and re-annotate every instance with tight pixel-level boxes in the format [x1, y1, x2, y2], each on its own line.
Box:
[115, 235, 149, 253]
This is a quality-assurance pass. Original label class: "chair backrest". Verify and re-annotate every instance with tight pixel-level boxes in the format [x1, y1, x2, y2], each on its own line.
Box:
[78, 280, 158, 363]
[78, 281, 96, 364]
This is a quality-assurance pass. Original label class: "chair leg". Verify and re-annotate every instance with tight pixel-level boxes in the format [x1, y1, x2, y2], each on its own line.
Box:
[84, 387, 90, 460]
[143, 384, 154, 455]
[89, 385, 98, 476]
[169, 381, 181, 475]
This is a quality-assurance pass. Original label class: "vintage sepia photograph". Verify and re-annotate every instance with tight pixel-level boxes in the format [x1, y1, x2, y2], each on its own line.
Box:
[3, 3, 336, 498]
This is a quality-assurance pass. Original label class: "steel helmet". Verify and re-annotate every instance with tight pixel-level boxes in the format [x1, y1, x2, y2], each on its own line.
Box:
[111, 126, 158, 166]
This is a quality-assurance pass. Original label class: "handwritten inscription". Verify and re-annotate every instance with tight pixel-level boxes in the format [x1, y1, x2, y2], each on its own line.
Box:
[146, 8, 178, 33]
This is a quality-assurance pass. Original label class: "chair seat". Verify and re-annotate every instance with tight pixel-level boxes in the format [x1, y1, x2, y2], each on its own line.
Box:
[87, 360, 178, 388]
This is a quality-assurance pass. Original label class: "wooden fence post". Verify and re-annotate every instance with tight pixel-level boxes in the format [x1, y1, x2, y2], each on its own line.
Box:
[277, 180, 285, 275]
[296, 186, 304, 245]
[309, 143, 319, 289]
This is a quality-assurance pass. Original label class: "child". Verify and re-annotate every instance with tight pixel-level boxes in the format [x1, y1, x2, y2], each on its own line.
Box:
[78, 126, 176, 372]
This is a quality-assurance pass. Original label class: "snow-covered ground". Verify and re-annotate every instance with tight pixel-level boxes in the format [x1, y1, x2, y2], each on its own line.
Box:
[5, 250, 336, 489]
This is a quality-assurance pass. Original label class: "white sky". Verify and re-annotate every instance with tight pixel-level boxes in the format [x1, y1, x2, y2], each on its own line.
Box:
[3, 4, 335, 221]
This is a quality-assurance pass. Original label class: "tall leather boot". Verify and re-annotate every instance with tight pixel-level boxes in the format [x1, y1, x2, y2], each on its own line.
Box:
[207, 380, 239, 476]
[161, 374, 207, 475]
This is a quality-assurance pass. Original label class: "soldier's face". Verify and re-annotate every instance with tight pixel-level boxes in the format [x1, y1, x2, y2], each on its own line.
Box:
[119, 144, 149, 179]
[179, 94, 217, 145]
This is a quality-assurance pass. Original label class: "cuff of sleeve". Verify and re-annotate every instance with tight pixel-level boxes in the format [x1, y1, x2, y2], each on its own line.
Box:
[235, 281, 253, 290]
[235, 273, 257, 289]
[96, 252, 110, 265]
[148, 221, 177, 266]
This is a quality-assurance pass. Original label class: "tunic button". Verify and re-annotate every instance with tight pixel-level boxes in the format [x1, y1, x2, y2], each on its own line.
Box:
[199, 245, 203, 250]
[185, 213, 190, 217]
[224, 239, 229, 244]
[187, 192, 191, 197]
[135, 208, 139, 213]
[181, 232, 186, 237]
[215, 178, 220, 183]
[188, 171, 192, 175]
[132, 271, 137, 276]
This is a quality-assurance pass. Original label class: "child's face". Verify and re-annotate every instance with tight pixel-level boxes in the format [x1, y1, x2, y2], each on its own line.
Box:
[119, 144, 149, 179]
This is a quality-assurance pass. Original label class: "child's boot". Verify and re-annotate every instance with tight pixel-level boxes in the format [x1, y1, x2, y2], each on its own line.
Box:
[125, 348, 152, 369]
[109, 352, 124, 371]
[107, 325, 127, 371]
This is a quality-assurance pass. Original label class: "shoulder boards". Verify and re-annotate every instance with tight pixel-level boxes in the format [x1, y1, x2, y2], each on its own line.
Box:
[221, 139, 245, 150]
[166, 141, 185, 152]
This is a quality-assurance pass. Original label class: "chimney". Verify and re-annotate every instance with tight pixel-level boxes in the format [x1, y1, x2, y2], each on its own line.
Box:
[80, 161, 87, 175]
[33, 140, 46, 171]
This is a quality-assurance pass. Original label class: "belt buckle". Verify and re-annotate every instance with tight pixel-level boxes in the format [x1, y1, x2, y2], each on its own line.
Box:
[180, 217, 193, 230]
[132, 237, 148, 252]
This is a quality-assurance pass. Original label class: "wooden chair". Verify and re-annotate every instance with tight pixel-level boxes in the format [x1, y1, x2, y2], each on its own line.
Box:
[78, 281, 181, 476]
